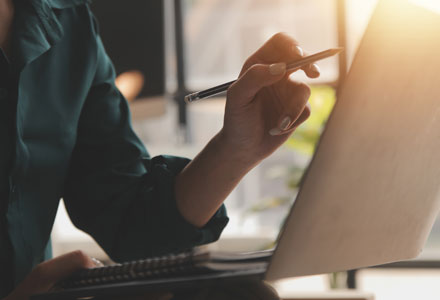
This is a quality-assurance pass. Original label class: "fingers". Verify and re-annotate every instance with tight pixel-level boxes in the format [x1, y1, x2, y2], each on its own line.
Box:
[242, 32, 302, 71]
[291, 101, 312, 128]
[284, 46, 320, 78]
[230, 57, 312, 137]
[269, 79, 311, 136]
[242, 32, 320, 79]
[228, 63, 287, 105]
[301, 63, 321, 78]
[34, 250, 96, 285]
[269, 103, 311, 136]
[6, 250, 95, 300]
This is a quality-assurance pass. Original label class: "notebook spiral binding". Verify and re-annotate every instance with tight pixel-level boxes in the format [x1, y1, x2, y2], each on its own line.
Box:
[60, 251, 198, 289]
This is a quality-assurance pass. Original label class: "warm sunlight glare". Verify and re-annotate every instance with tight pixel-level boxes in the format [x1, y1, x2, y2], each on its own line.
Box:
[409, 0, 440, 14]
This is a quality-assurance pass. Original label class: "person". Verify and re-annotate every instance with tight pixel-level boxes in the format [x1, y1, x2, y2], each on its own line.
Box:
[0, 0, 320, 299]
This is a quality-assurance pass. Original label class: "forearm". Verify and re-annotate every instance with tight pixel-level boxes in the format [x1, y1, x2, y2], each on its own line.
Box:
[175, 33, 314, 229]
[175, 130, 258, 228]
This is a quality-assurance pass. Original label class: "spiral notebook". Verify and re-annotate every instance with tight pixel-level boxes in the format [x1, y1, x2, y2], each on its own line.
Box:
[33, 0, 440, 299]
[32, 249, 271, 300]
[58, 249, 272, 290]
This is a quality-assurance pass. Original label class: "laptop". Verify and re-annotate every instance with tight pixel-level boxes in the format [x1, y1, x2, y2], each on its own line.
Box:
[266, 0, 440, 280]
[33, 0, 440, 298]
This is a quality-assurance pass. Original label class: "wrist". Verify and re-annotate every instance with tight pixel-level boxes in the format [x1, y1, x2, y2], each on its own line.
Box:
[214, 129, 261, 170]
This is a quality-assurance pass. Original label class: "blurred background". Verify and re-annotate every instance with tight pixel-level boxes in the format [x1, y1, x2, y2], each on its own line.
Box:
[51, 0, 440, 299]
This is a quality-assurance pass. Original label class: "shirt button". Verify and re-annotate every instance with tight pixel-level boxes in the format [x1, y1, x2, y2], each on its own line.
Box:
[0, 88, 8, 99]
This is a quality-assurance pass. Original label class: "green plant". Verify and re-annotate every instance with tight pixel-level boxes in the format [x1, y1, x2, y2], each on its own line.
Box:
[245, 85, 336, 212]
[285, 85, 336, 188]
[285, 85, 336, 156]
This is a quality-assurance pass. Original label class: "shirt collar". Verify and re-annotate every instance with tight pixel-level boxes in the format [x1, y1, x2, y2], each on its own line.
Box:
[12, 0, 89, 71]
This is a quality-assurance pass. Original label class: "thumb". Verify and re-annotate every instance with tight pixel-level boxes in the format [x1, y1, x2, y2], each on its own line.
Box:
[227, 63, 286, 105]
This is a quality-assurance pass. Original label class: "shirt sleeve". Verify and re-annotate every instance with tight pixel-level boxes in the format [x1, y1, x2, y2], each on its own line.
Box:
[63, 13, 228, 262]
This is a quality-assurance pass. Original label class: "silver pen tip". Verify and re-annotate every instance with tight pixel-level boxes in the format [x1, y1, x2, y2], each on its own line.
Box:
[184, 93, 200, 103]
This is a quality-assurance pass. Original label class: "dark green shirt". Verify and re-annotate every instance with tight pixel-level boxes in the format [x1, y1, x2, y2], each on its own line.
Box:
[0, 47, 15, 296]
[0, 0, 228, 296]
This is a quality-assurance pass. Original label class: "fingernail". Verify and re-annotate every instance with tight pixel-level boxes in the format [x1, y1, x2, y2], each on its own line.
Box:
[293, 45, 304, 57]
[310, 63, 320, 75]
[269, 63, 286, 75]
[91, 257, 104, 267]
[279, 116, 292, 130]
[269, 128, 282, 136]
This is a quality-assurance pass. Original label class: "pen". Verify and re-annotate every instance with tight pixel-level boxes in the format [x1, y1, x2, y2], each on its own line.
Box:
[184, 47, 343, 103]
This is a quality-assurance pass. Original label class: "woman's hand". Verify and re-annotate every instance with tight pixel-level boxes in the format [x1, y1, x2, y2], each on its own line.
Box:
[3, 251, 96, 300]
[3, 251, 172, 300]
[220, 32, 320, 165]
[175, 32, 320, 228]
